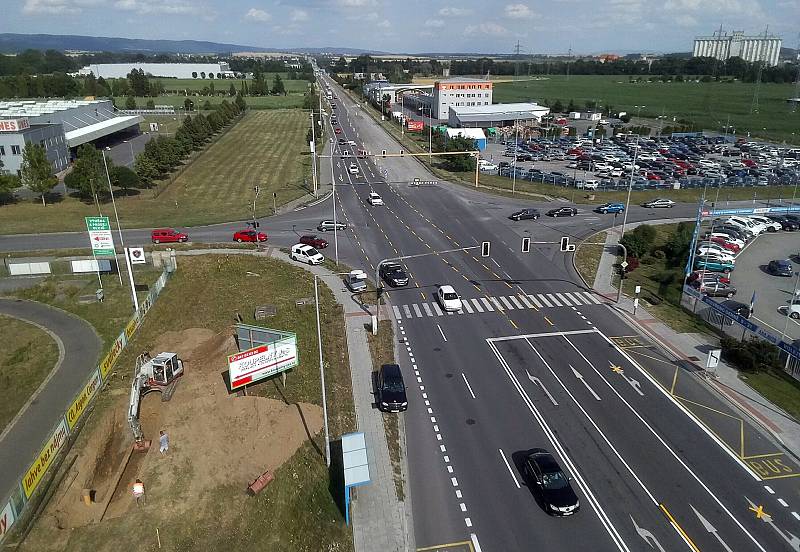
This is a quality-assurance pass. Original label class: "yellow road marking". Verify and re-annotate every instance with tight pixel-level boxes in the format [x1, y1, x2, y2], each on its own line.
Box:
[420, 292, 426, 300]
[510, 319, 519, 329]
[416, 541, 473, 552]
[743, 452, 786, 460]
[670, 366, 679, 395]
[544, 316, 554, 326]
[660, 504, 700, 552]
[749, 504, 769, 519]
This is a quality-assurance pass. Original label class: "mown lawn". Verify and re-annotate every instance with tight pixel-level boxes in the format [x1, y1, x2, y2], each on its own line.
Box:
[154, 75, 311, 94]
[0, 110, 311, 234]
[134, 94, 305, 110]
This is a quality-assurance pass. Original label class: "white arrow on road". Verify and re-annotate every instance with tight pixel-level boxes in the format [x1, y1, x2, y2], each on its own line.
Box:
[631, 515, 667, 551]
[570, 364, 601, 400]
[526, 370, 558, 406]
[746, 497, 800, 551]
[691, 505, 734, 552]
[610, 361, 645, 396]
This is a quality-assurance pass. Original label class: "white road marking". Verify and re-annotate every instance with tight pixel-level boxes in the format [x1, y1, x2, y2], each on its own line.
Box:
[518, 294, 534, 309]
[556, 292, 573, 306]
[455, 489, 462, 498]
[793, 512, 800, 521]
[413, 303, 423, 318]
[465, 518, 472, 528]
[583, 292, 602, 304]
[471, 298, 485, 312]
[491, 258, 501, 268]
[490, 297, 505, 311]
[403, 304, 412, 318]
[462, 300, 474, 313]
[451, 477, 459, 487]
[528, 294, 544, 308]
[546, 293, 562, 306]
[392, 305, 402, 319]
[460, 503, 467, 512]
[470, 534, 483, 552]
[423, 302, 433, 317]
[499, 296, 515, 309]
[462, 372, 476, 399]
[499, 448, 521, 489]
[779, 498, 789, 507]
[508, 295, 524, 309]
[571, 364, 602, 400]
[432, 302, 444, 316]
[765, 486, 775, 494]
[437, 324, 447, 342]
[536, 294, 553, 307]
[481, 298, 495, 311]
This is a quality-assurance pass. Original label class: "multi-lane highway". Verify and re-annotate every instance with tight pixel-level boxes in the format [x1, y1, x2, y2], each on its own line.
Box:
[3, 74, 800, 552]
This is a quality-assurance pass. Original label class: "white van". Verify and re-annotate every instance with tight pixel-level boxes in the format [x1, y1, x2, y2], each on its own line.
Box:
[291, 244, 325, 265]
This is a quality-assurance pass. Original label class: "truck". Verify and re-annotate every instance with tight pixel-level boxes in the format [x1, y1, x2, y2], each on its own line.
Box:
[128, 352, 184, 449]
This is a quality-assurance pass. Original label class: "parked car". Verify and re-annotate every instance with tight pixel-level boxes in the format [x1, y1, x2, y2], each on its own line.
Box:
[706, 235, 742, 252]
[546, 207, 578, 217]
[317, 220, 347, 232]
[522, 449, 580, 516]
[778, 299, 800, 319]
[687, 270, 731, 285]
[697, 282, 737, 298]
[151, 228, 188, 244]
[768, 259, 794, 277]
[380, 262, 409, 287]
[696, 244, 736, 262]
[290, 243, 324, 265]
[510, 208, 540, 221]
[344, 269, 367, 292]
[595, 203, 625, 214]
[695, 258, 735, 273]
[765, 215, 799, 231]
[376, 364, 408, 413]
[300, 235, 329, 249]
[747, 215, 783, 232]
[722, 300, 752, 319]
[642, 198, 675, 208]
[233, 229, 267, 242]
[436, 285, 462, 311]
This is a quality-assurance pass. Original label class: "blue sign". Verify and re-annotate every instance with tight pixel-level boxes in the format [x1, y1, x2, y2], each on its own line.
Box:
[704, 206, 800, 217]
[699, 294, 759, 331]
[779, 341, 800, 359]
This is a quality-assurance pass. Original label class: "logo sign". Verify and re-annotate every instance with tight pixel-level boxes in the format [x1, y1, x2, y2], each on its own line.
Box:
[0, 118, 30, 132]
[127, 247, 146, 264]
[149, 122, 159, 131]
[1, 500, 15, 540]
[228, 337, 298, 391]
[85, 217, 115, 257]
[23, 419, 69, 498]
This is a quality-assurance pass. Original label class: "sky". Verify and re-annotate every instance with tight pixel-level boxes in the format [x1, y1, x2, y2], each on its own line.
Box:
[7, 0, 800, 55]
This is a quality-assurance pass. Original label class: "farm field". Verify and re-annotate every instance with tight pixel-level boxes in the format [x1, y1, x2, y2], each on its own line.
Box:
[0, 110, 311, 234]
[493, 75, 800, 144]
[153, 75, 311, 94]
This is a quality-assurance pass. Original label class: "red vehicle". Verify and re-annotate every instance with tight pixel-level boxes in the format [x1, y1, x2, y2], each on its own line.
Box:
[645, 172, 662, 180]
[688, 271, 731, 285]
[300, 235, 329, 249]
[567, 148, 583, 156]
[233, 229, 268, 242]
[742, 159, 756, 168]
[708, 236, 741, 252]
[151, 228, 188, 244]
[334, 128, 342, 135]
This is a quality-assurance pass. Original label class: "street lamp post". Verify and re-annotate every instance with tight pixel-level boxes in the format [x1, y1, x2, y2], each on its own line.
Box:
[512, 124, 519, 194]
[314, 275, 331, 467]
[634, 105, 646, 120]
[310, 111, 318, 196]
[320, 112, 339, 266]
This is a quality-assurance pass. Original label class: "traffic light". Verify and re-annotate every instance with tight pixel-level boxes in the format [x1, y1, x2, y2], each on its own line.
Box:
[400, 150, 404, 157]
[560, 237, 576, 252]
[522, 237, 531, 253]
[377, 286, 385, 301]
[481, 241, 491, 257]
[382, 150, 386, 158]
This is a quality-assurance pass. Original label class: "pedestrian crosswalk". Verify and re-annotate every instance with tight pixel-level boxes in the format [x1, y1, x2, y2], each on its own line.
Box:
[391, 291, 603, 320]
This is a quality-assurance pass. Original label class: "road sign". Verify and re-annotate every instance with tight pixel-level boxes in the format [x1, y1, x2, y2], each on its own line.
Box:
[620, 261, 629, 269]
[85, 216, 115, 257]
[481, 241, 491, 257]
[522, 237, 531, 253]
[706, 349, 722, 369]
[127, 247, 146, 264]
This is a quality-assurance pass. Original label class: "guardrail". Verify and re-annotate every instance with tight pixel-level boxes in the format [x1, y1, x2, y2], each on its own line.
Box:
[0, 255, 177, 544]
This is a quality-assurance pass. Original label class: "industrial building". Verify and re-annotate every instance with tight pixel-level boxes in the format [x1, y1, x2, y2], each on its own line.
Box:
[448, 102, 550, 129]
[693, 31, 782, 66]
[77, 62, 237, 79]
[445, 128, 486, 151]
[433, 77, 493, 119]
[0, 100, 141, 176]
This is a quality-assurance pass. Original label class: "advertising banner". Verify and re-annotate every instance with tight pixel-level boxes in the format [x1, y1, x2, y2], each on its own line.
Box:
[228, 337, 298, 390]
[99, 331, 127, 379]
[124, 315, 139, 340]
[85, 217, 115, 257]
[66, 370, 102, 430]
[23, 419, 69, 498]
[127, 247, 146, 265]
[406, 120, 424, 131]
[0, 118, 30, 132]
[0, 500, 15, 541]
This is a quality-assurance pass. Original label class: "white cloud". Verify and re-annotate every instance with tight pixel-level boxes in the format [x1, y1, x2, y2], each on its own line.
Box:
[504, 3, 535, 18]
[425, 19, 444, 27]
[438, 6, 471, 16]
[114, 0, 196, 14]
[464, 22, 508, 36]
[337, 0, 377, 7]
[290, 8, 308, 21]
[244, 7, 271, 21]
[23, 0, 100, 14]
[673, 13, 697, 27]
[377, 18, 390, 28]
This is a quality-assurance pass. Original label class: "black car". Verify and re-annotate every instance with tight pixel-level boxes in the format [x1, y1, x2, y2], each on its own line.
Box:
[523, 449, 580, 516]
[546, 207, 578, 217]
[768, 259, 794, 277]
[379, 262, 409, 287]
[376, 364, 407, 412]
[721, 300, 751, 319]
[698, 282, 737, 298]
[767, 215, 800, 231]
[509, 208, 540, 221]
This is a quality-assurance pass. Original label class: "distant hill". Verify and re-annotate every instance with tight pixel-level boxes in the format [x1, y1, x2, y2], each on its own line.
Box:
[0, 33, 386, 56]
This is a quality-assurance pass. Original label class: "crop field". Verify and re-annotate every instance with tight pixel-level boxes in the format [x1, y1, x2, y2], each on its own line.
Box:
[0, 110, 311, 234]
[154, 75, 311, 94]
[493, 75, 800, 144]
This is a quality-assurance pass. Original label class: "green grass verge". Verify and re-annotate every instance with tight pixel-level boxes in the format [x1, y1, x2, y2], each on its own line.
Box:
[133, 94, 305, 110]
[18, 254, 355, 552]
[493, 75, 800, 144]
[0, 316, 59, 432]
[574, 230, 608, 286]
[741, 369, 800, 421]
[153, 75, 311, 95]
[0, 110, 311, 235]
[367, 319, 403, 501]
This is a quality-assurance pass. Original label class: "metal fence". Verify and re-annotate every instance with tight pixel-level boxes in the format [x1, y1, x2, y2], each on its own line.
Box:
[0, 256, 176, 544]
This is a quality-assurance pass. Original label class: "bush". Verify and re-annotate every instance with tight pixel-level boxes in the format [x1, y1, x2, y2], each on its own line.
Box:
[652, 249, 666, 260]
[720, 336, 781, 373]
[623, 256, 639, 273]
[620, 225, 657, 258]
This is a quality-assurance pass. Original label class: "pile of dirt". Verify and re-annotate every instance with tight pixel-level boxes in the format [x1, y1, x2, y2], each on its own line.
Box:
[35, 327, 323, 533]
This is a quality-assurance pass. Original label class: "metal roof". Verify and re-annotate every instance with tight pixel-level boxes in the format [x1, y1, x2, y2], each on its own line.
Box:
[64, 115, 142, 148]
[0, 99, 108, 118]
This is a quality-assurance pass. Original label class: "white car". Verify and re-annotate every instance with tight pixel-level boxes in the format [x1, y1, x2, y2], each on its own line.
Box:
[696, 244, 736, 262]
[291, 244, 325, 265]
[480, 163, 499, 172]
[348, 140, 356, 146]
[778, 299, 800, 320]
[643, 198, 675, 208]
[582, 179, 600, 190]
[706, 232, 745, 249]
[342, 150, 351, 158]
[368, 192, 383, 206]
[436, 285, 462, 312]
[348, 163, 360, 175]
[747, 215, 782, 232]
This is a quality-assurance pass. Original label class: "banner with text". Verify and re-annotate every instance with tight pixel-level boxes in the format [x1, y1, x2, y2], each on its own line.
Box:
[66, 369, 102, 430]
[85, 217, 115, 257]
[228, 336, 298, 390]
[22, 419, 69, 499]
[0, 500, 14, 541]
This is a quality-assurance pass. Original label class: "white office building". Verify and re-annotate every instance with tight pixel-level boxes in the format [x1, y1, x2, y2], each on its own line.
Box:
[693, 31, 782, 66]
[77, 62, 236, 79]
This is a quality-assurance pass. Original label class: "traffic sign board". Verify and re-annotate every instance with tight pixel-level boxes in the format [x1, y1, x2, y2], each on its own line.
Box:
[620, 261, 629, 269]
[85, 217, 115, 257]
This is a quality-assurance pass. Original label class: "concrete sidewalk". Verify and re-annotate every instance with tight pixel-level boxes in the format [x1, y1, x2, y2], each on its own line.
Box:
[590, 229, 800, 459]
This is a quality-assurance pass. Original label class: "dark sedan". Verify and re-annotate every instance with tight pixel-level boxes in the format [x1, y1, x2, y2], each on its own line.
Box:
[697, 282, 737, 298]
[379, 262, 409, 287]
[768, 259, 794, 277]
[523, 449, 580, 516]
[546, 207, 578, 217]
[509, 208, 540, 221]
[766, 215, 799, 231]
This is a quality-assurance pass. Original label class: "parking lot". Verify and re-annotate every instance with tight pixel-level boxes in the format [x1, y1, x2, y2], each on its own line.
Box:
[479, 133, 800, 194]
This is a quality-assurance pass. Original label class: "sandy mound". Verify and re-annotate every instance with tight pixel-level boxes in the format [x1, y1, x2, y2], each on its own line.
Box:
[37, 328, 323, 531]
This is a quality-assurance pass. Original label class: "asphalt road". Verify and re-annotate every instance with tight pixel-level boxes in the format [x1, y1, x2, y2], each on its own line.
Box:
[0, 299, 101, 505]
[318, 74, 800, 552]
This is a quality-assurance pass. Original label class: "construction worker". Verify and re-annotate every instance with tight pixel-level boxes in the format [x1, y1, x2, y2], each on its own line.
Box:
[132, 478, 145, 506]
[159, 430, 169, 455]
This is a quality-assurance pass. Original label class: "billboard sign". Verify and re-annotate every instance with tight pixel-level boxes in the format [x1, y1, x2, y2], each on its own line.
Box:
[23, 419, 69, 498]
[66, 369, 102, 429]
[0, 500, 15, 541]
[228, 336, 298, 390]
[0, 118, 30, 132]
[407, 120, 424, 132]
[85, 217, 115, 257]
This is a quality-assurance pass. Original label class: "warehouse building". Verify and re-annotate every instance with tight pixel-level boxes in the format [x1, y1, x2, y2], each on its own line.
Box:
[448, 102, 550, 129]
[77, 62, 237, 79]
[0, 100, 141, 176]
[433, 77, 493, 119]
[693, 31, 782, 66]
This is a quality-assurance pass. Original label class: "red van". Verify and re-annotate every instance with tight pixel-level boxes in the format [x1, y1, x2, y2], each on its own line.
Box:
[151, 228, 188, 244]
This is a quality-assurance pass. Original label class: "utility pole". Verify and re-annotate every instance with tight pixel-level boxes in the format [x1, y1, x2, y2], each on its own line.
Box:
[793, 34, 800, 113]
[314, 275, 331, 467]
[750, 28, 769, 114]
[514, 40, 522, 81]
[566, 46, 572, 81]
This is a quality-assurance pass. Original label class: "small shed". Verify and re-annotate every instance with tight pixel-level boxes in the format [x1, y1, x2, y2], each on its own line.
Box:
[445, 127, 486, 151]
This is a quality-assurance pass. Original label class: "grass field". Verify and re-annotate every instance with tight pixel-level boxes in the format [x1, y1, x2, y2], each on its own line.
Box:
[16, 254, 355, 552]
[0, 316, 59, 433]
[134, 94, 305, 110]
[153, 75, 311, 94]
[741, 369, 800, 421]
[0, 110, 311, 234]
[493, 75, 800, 144]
